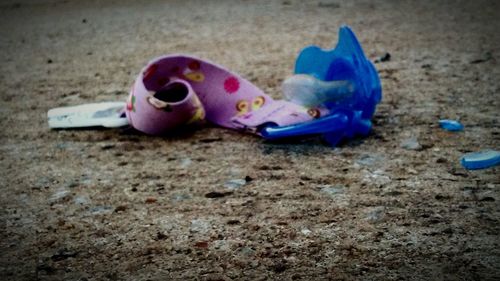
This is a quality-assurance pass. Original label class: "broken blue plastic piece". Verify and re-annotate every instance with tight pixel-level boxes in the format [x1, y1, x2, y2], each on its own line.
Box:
[461, 150, 500, 170]
[260, 26, 382, 146]
[439, 119, 464, 132]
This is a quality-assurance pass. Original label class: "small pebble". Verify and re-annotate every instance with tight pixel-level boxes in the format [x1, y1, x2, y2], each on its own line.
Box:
[320, 185, 345, 196]
[49, 188, 70, 203]
[145, 197, 157, 204]
[400, 137, 421, 150]
[366, 206, 385, 222]
[171, 194, 190, 202]
[190, 219, 211, 233]
[355, 154, 383, 166]
[205, 191, 232, 198]
[114, 205, 127, 212]
[73, 196, 89, 205]
[156, 232, 167, 240]
[100, 143, 115, 150]
[224, 179, 247, 190]
[194, 241, 209, 249]
[240, 247, 256, 256]
[180, 158, 192, 168]
[90, 206, 113, 215]
[375, 52, 391, 63]
[301, 228, 312, 235]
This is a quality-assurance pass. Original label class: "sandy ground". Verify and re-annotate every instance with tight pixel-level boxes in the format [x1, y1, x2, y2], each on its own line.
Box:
[1, 0, 499, 280]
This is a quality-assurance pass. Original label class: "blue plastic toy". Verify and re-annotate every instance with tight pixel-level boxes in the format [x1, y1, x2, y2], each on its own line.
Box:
[260, 26, 382, 146]
[439, 119, 464, 132]
[461, 150, 500, 170]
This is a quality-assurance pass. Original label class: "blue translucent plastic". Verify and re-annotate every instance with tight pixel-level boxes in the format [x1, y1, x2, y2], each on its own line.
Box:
[439, 119, 464, 132]
[261, 26, 382, 146]
[461, 150, 500, 170]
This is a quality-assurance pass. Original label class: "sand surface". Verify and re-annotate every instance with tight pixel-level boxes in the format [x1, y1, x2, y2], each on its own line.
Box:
[1, 0, 499, 280]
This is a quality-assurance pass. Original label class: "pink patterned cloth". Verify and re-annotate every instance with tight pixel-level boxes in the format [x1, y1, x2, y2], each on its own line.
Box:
[126, 54, 315, 135]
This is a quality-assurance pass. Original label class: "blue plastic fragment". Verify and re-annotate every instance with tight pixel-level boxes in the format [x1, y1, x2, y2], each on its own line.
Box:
[439, 119, 464, 132]
[460, 150, 500, 170]
[260, 26, 382, 146]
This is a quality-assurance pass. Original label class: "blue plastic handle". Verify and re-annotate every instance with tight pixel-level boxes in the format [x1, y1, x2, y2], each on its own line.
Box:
[260, 113, 349, 139]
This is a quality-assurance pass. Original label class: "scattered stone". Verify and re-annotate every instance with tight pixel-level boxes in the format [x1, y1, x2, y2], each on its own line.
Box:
[301, 228, 312, 235]
[434, 194, 450, 201]
[227, 219, 240, 225]
[47, 59, 53, 64]
[366, 206, 385, 222]
[36, 264, 56, 274]
[100, 143, 115, 150]
[436, 157, 448, 164]
[478, 191, 496, 202]
[156, 232, 167, 240]
[198, 137, 222, 143]
[224, 179, 247, 190]
[90, 206, 113, 215]
[470, 52, 492, 64]
[442, 227, 453, 235]
[55, 142, 69, 150]
[180, 158, 192, 168]
[320, 185, 345, 196]
[375, 52, 391, 63]
[363, 170, 391, 187]
[194, 241, 209, 249]
[240, 247, 256, 256]
[114, 205, 127, 212]
[171, 193, 191, 202]
[145, 197, 157, 204]
[190, 219, 211, 233]
[271, 261, 287, 273]
[65, 180, 79, 188]
[73, 196, 89, 205]
[448, 168, 468, 177]
[300, 175, 312, 181]
[355, 153, 383, 166]
[205, 191, 232, 198]
[384, 190, 402, 196]
[49, 188, 71, 203]
[244, 175, 253, 182]
[258, 165, 282, 170]
[51, 249, 78, 261]
[211, 239, 230, 251]
[400, 137, 421, 150]
[82, 18, 87, 23]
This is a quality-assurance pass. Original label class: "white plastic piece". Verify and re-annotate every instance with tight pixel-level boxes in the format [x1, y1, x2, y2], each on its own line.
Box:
[48, 102, 129, 129]
[282, 74, 354, 107]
